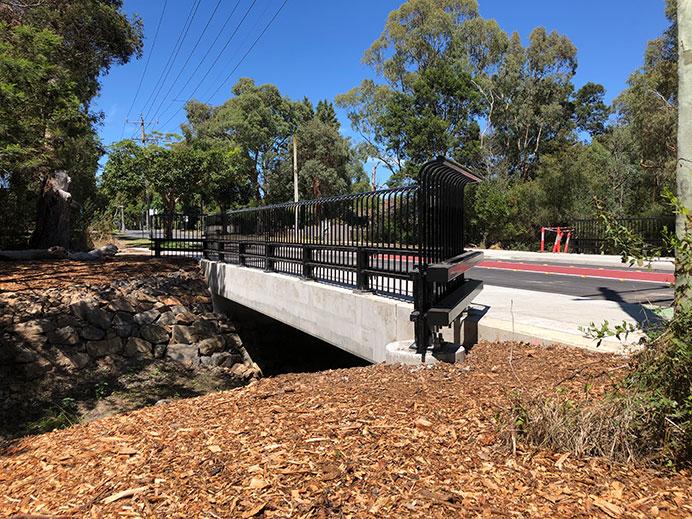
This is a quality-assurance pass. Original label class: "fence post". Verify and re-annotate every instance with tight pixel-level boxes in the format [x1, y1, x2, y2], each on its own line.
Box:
[264, 243, 275, 272]
[154, 239, 161, 257]
[218, 239, 225, 263]
[301, 245, 312, 279]
[238, 242, 246, 266]
[354, 248, 370, 292]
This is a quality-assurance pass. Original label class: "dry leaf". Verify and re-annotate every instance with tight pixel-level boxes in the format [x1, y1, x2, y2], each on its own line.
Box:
[208, 445, 222, 453]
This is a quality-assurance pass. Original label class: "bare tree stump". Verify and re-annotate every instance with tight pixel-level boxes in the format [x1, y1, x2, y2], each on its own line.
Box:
[30, 171, 73, 249]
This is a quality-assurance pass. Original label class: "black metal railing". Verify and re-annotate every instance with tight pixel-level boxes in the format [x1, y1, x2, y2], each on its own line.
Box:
[150, 213, 205, 257]
[573, 216, 675, 255]
[204, 185, 420, 299]
[150, 157, 483, 354]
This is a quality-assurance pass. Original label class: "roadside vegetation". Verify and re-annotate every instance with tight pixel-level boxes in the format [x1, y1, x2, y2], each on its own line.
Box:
[512, 193, 691, 466]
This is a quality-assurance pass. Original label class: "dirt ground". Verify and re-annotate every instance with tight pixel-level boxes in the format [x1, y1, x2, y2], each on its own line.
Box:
[1, 257, 690, 517]
[1, 340, 690, 517]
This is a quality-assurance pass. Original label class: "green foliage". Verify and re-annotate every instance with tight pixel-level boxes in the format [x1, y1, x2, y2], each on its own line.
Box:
[578, 320, 640, 348]
[0, 1, 142, 247]
[29, 397, 79, 434]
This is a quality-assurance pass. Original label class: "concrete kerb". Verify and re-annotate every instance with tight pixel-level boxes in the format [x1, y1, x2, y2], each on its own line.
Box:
[472, 248, 675, 271]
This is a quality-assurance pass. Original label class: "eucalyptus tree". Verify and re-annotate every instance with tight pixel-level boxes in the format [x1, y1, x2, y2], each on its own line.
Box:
[337, 0, 506, 184]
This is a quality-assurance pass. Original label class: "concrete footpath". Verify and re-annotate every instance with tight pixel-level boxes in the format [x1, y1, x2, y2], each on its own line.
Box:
[469, 284, 653, 354]
[472, 248, 675, 271]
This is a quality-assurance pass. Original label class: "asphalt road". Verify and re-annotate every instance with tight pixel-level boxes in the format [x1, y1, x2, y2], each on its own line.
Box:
[469, 265, 673, 306]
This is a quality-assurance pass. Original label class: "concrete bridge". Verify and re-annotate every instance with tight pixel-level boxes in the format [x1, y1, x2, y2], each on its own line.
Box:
[191, 158, 485, 364]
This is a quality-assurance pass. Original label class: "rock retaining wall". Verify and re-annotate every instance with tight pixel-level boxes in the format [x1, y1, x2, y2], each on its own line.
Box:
[0, 268, 261, 384]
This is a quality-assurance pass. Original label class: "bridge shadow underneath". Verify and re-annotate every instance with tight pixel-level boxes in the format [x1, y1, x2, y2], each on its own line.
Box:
[219, 299, 370, 376]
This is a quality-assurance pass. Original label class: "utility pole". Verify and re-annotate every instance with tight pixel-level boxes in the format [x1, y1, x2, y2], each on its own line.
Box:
[678, 0, 692, 308]
[125, 114, 157, 145]
[371, 164, 378, 191]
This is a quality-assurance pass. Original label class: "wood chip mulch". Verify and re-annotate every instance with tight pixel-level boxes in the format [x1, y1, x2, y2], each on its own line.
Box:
[0, 256, 196, 292]
[1, 341, 689, 518]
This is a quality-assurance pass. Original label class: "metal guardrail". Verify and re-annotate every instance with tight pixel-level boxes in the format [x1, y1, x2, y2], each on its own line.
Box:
[151, 157, 484, 354]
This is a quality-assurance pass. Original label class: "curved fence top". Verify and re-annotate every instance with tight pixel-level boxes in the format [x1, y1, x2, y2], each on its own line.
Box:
[419, 157, 484, 187]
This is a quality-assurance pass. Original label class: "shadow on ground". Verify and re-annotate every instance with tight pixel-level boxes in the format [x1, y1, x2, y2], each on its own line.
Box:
[220, 300, 370, 376]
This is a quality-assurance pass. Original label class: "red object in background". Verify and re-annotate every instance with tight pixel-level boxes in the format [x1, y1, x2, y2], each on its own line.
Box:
[540, 226, 575, 253]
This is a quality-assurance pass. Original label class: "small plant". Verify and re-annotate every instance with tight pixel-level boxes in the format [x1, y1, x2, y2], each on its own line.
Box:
[579, 320, 640, 347]
[29, 397, 79, 434]
[512, 191, 691, 467]
[95, 381, 110, 400]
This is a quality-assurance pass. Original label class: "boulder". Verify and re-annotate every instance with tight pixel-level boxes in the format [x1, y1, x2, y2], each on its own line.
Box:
[192, 319, 219, 338]
[154, 343, 167, 359]
[224, 333, 243, 350]
[108, 296, 135, 313]
[80, 325, 105, 341]
[139, 324, 168, 344]
[124, 337, 153, 359]
[12, 320, 50, 347]
[86, 336, 122, 358]
[112, 312, 136, 337]
[157, 311, 176, 326]
[210, 351, 244, 368]
[70, 299, 99, 320]
[13, 345, 38, 363]
[54, 349, 90, 370]
[166, 344, 198, 366]
[174, 311, 196, 325]
[85, 307, 113, 330]
[133, 308, 160, 325]
[47, 326, 79, 346]
[170, 305, 187, 316]
[197, 336, 225, 356]
[171, 325, 196, 344]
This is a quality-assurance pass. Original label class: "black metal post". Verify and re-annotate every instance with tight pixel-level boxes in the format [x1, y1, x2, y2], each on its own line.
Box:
[238, 242, 246, 266]
[301, 245, 312, 279]
[354, 248, 370, 292]
[265, 243, 275, 272]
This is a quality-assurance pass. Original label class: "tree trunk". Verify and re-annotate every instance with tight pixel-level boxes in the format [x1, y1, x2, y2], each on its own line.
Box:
[30, 171, 72, 249]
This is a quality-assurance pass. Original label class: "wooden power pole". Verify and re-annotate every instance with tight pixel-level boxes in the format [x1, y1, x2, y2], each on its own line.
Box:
[678, 0, 692, 307]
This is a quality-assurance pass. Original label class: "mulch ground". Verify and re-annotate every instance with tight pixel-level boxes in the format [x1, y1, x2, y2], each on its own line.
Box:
[1, 339, 690, 518]
[0, 256, 196, 292]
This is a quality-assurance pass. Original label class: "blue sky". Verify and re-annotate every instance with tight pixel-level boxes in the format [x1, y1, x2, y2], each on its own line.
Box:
[96, 0, 668, 156]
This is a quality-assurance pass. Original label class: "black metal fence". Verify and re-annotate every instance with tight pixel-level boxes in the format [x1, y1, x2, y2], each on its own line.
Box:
[204, 186, 420, 299]
[150, 213, 205, 257]
[151, 157, 483, 354]
[573, 216, 675, 255]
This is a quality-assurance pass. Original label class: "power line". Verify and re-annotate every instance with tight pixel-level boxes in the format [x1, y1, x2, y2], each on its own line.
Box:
[140, 0, 202, 120]
[205, 0, 289, 101]
[158, 0, 259, 127]
[147, 0, 224, 122]
[162, 0, 288, 130]
[198, 0, 272, 100]
[121, 0, 168, 139]
[157, 0, 243, 122]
